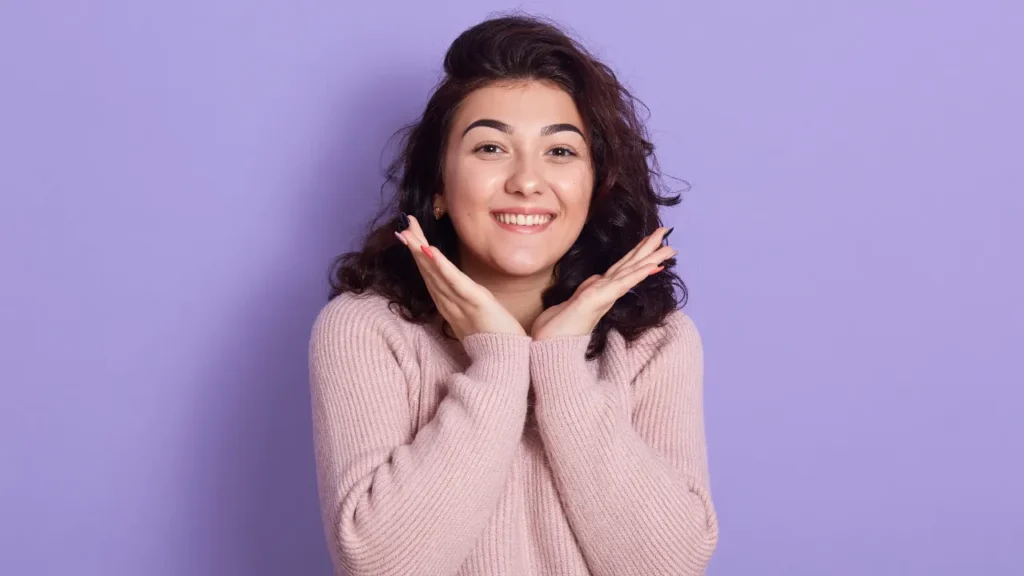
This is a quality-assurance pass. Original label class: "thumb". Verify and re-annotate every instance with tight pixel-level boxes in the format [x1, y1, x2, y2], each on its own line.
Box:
[578, 274, 602, 291]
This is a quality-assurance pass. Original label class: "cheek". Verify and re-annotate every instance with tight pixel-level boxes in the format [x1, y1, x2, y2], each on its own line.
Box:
[446, 161, 504, 209]
[556, 169, 594, 212]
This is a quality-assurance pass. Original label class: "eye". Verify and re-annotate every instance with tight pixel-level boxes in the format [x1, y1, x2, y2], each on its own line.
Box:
[473, 143, 503, 155]
[548, 146, 577, 158]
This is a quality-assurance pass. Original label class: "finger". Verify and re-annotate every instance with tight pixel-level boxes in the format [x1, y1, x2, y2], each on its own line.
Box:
[417, 269, 462, 326]
[577, 274, 602, 292]
[404, 217, 458, 296]
[422, 243, 481, 301]
[405, 214, 430, 246]
[398, 228, 459, 302]
[607, 261, 665, 297]
[603, 237, 648, 278]
[605, 227, 669, 277]
[626, 227, 671, 265]
[614, 245, 676, 280]
[600, 246, 674, 300]
[424, 277, 459, 314]
[396, 228, 425, 253]
[401, 227, 481, 310]
[402, 215, 487, 302]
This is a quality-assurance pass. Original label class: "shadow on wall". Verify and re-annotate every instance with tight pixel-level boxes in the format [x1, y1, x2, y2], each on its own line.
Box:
[179, 71, 431, 575]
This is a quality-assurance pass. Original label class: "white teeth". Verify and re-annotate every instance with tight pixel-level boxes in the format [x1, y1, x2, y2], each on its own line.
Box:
[493, 213, 552, 226]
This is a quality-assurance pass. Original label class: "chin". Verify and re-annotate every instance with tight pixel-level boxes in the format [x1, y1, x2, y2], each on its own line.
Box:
[492, 253, 552, 277]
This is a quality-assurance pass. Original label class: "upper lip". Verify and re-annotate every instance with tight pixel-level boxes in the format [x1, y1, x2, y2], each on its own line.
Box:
[490, 207, 557, 216]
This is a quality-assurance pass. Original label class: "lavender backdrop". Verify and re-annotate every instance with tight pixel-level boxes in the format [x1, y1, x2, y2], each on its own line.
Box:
[2, 1, 1021, 574]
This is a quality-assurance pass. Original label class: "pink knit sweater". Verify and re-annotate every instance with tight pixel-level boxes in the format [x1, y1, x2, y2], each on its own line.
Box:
[308, 291, 718, 575]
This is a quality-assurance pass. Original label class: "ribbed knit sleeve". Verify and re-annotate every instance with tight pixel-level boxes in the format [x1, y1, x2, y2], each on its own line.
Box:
[308, 294, 532, 576]
[528, 311, 718, 576]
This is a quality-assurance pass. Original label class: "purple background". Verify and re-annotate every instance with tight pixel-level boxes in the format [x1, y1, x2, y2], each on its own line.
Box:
[2, 1, 1021, 574]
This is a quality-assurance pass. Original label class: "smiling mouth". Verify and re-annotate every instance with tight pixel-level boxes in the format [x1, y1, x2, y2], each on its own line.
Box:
[490, 212, 556, 234]
[490, 212, 556, 227]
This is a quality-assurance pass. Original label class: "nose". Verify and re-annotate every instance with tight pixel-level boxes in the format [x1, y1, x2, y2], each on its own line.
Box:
[505, 155, 543, 196]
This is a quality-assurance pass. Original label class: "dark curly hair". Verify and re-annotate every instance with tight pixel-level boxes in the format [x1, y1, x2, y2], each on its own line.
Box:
[328, 12, 688, 359]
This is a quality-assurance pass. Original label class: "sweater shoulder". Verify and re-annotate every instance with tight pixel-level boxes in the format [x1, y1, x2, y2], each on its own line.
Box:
[656, 308, 701, 349]
[309, 291, 415, 356]
[604, 308, 703, 377]
[621, 307, 700, 354]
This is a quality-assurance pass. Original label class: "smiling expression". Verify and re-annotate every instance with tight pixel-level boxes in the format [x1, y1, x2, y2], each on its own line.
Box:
[439, 80, 595, 280]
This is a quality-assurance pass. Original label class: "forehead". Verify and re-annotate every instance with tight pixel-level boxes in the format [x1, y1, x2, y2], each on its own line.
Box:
[454, 80, 584, 131]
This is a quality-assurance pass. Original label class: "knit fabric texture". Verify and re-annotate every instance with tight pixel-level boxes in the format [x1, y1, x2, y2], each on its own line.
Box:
[308, 291, 718, 575]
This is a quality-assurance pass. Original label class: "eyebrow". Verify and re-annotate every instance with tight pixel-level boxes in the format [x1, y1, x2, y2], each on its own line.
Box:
[460, 118, 584, 139]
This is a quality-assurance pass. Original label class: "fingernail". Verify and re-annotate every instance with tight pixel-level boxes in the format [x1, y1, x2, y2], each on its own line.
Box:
[420, 245, 433, 259]
[662, 227, 674, 243]
[393, 231, 407, 245]
[398, 212, 410, 231]
[649, 265, 665, 275]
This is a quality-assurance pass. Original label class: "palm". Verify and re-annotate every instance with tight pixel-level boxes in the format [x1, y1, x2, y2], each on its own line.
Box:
[529, 276, 599, 339]
[531, 300, 568, 336]
[530, 227, 677, 340]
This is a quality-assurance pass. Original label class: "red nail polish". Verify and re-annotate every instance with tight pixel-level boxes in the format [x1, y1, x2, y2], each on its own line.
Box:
[649, 265, 664, 275]
[420, 245, 433, 259]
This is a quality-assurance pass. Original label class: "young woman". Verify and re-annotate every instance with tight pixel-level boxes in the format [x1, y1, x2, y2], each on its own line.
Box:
[309, 14, 718, 576]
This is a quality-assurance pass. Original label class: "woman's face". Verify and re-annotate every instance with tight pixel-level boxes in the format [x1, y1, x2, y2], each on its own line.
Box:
[440, 80, 594, 281]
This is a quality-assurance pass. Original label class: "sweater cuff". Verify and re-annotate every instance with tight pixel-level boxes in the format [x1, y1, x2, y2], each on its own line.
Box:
[528, 334, 595, 396]
[461, 332, 533, 385]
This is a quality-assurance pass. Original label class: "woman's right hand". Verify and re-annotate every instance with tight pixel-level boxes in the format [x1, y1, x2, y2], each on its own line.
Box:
[394, 214, 526, 340]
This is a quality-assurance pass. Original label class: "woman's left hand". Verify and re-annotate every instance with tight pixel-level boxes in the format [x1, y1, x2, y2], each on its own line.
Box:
[531, 227, 677, 341]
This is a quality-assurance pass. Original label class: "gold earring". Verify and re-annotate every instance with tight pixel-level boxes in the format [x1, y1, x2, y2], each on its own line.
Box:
[434, 206, 445, 219]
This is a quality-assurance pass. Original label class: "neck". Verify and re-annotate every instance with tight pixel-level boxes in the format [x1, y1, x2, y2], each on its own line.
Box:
[458, 253, 553, 334]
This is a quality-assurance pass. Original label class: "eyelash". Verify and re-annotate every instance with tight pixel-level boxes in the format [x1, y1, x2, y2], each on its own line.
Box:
[473, 144, 578, 157]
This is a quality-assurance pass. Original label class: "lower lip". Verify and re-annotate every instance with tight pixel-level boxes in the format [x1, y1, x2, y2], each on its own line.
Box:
[491, 215, 555, 234]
